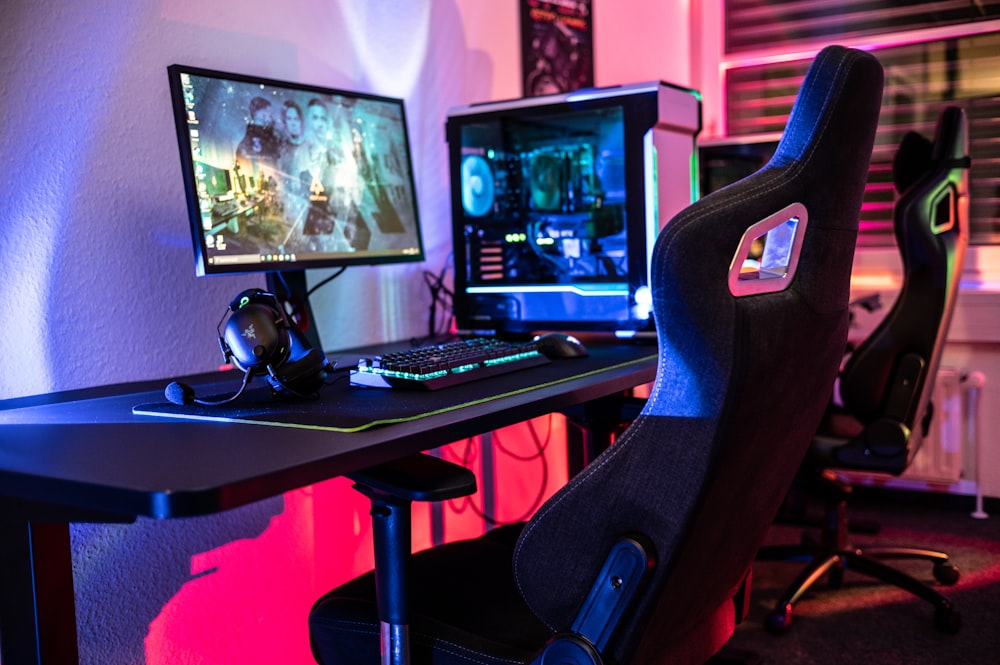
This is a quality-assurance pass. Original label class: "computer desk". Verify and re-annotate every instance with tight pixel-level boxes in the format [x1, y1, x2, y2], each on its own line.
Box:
[0, 342, 656, 665]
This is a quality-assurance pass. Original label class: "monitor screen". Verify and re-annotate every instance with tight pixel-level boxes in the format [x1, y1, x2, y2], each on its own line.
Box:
[167, 65, 425, 276]
[698, 134, 780, 197]
[446, 82, 701, 337]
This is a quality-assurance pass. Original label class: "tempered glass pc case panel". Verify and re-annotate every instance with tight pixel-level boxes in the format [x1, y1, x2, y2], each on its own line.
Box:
[446, 81, 701, 337]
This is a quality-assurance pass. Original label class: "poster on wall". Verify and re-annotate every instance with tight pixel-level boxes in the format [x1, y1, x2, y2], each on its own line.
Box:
[520, 0, 594, 97]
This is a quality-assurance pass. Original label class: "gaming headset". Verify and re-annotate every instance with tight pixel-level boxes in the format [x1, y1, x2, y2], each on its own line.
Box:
[165, 289, 330, 406]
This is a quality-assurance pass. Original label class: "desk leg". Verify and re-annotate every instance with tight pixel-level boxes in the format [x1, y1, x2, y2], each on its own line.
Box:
[564, 393, 644, 477]
[479, 432, 496, 528]
[565, 417, 613, 478]
[0, 521, 79, 664]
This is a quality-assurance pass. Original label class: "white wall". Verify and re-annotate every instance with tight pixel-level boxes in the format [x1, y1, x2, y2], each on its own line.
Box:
[0, 0, 696, 403]
[0, 1, 696, 663]
[0, 1, 482, 401]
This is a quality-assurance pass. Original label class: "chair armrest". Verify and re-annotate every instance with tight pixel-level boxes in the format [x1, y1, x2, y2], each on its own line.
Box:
[348, 453, 477, 503]
[831, 351, 924, 475]
[833, 418, 911, 474]
[571, 535, 655, 650]
[531, 536, 655, 665]
[346, 454, 477, 635]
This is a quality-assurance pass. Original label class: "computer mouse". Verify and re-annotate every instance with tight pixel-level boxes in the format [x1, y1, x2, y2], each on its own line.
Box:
[533, 332, 589, 358]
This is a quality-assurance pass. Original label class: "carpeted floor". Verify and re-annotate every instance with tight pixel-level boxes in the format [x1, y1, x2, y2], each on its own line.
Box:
[722, 492, 1000, 664]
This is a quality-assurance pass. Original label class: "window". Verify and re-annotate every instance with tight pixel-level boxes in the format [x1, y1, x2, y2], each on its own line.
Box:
[722, 3, 1000, 245]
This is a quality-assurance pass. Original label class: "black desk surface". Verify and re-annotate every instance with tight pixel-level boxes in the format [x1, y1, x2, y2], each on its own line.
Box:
[0, 343, 656, 521]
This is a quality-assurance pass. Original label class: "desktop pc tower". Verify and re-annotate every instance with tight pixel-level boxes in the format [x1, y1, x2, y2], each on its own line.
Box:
[445, 81, 702, 338]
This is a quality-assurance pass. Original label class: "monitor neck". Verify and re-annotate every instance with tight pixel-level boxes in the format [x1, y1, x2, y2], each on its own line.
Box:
[266, 270, 323, 351]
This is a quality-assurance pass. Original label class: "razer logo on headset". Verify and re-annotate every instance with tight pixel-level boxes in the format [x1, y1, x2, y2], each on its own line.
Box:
[236, 295, 257, 339]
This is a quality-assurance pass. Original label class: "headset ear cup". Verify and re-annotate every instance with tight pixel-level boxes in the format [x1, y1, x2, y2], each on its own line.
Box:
[216, 288, 329, 399]
[222, 303, 290, 372]
[267, 323, 328, 395]
[269, 346, 328, 395]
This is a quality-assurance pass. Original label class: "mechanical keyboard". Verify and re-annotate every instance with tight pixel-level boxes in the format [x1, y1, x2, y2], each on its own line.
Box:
[350, 337, 550, 390]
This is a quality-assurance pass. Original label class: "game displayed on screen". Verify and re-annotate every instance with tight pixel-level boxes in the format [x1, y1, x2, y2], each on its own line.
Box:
[172, 68, 423, 274]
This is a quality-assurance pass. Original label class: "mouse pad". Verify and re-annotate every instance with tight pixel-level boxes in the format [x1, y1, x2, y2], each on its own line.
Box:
[132, 346, 656, 433]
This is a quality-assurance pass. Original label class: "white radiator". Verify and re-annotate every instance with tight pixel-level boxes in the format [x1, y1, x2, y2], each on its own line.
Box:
[903, 367, 967, 483]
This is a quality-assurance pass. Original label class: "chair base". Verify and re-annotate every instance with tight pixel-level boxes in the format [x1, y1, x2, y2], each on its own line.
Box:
[757, 525, 962, 634]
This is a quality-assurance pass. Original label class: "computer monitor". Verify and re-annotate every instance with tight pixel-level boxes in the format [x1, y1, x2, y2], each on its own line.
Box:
[445, 81, 701, 338]
[168, 64, 425, 273]
[698, 134, 780, 197]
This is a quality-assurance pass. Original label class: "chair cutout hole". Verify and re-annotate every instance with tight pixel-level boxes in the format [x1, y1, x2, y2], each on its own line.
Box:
[729, 202, 808, 297]
[930, 186, 956, 235]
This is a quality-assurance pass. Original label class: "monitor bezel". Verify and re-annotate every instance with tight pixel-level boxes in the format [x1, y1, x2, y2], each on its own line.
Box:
[167, 64, 426, 277]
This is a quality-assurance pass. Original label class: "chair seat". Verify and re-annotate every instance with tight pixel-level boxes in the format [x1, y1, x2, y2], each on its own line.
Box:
[311, 521, 751, 665]
[310, 524, 552, 665]
[808, 406, 863, 466]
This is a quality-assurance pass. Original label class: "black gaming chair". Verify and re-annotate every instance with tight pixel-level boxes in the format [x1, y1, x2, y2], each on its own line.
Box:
[308, 45, 884, 665]
[757, 105, 970, 635]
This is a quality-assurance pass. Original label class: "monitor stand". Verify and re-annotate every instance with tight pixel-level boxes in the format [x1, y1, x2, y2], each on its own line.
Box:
[266, 270, 324, 352]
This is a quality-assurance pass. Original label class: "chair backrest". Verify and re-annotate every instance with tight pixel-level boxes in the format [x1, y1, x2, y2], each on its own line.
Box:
[511, 45, 884, 665]
[832, 106, 970, 474]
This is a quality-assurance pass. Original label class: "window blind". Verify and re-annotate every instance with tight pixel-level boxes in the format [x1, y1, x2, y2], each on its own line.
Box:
[724, 32, 1000, 245]
[725, 0, 1000, 54]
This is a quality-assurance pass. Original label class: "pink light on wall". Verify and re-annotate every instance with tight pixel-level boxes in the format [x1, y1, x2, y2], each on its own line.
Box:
[143, 417, 570, 663]
[144, 480, 367, 663]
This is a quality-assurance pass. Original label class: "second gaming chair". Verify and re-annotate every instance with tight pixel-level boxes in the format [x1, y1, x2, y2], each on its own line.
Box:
[758, 105, 971, 635]
[308, 45, 884, 665]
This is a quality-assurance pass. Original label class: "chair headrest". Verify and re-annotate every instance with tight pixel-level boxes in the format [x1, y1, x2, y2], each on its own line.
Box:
[892, 131, 933, 193]
[892, 106, 969, 196]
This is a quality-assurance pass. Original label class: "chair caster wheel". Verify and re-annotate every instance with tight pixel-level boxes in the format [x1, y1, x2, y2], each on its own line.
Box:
[764, 605, 792, 635]
[933, 561, 960, 586]
[934, 604, 961, 634]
